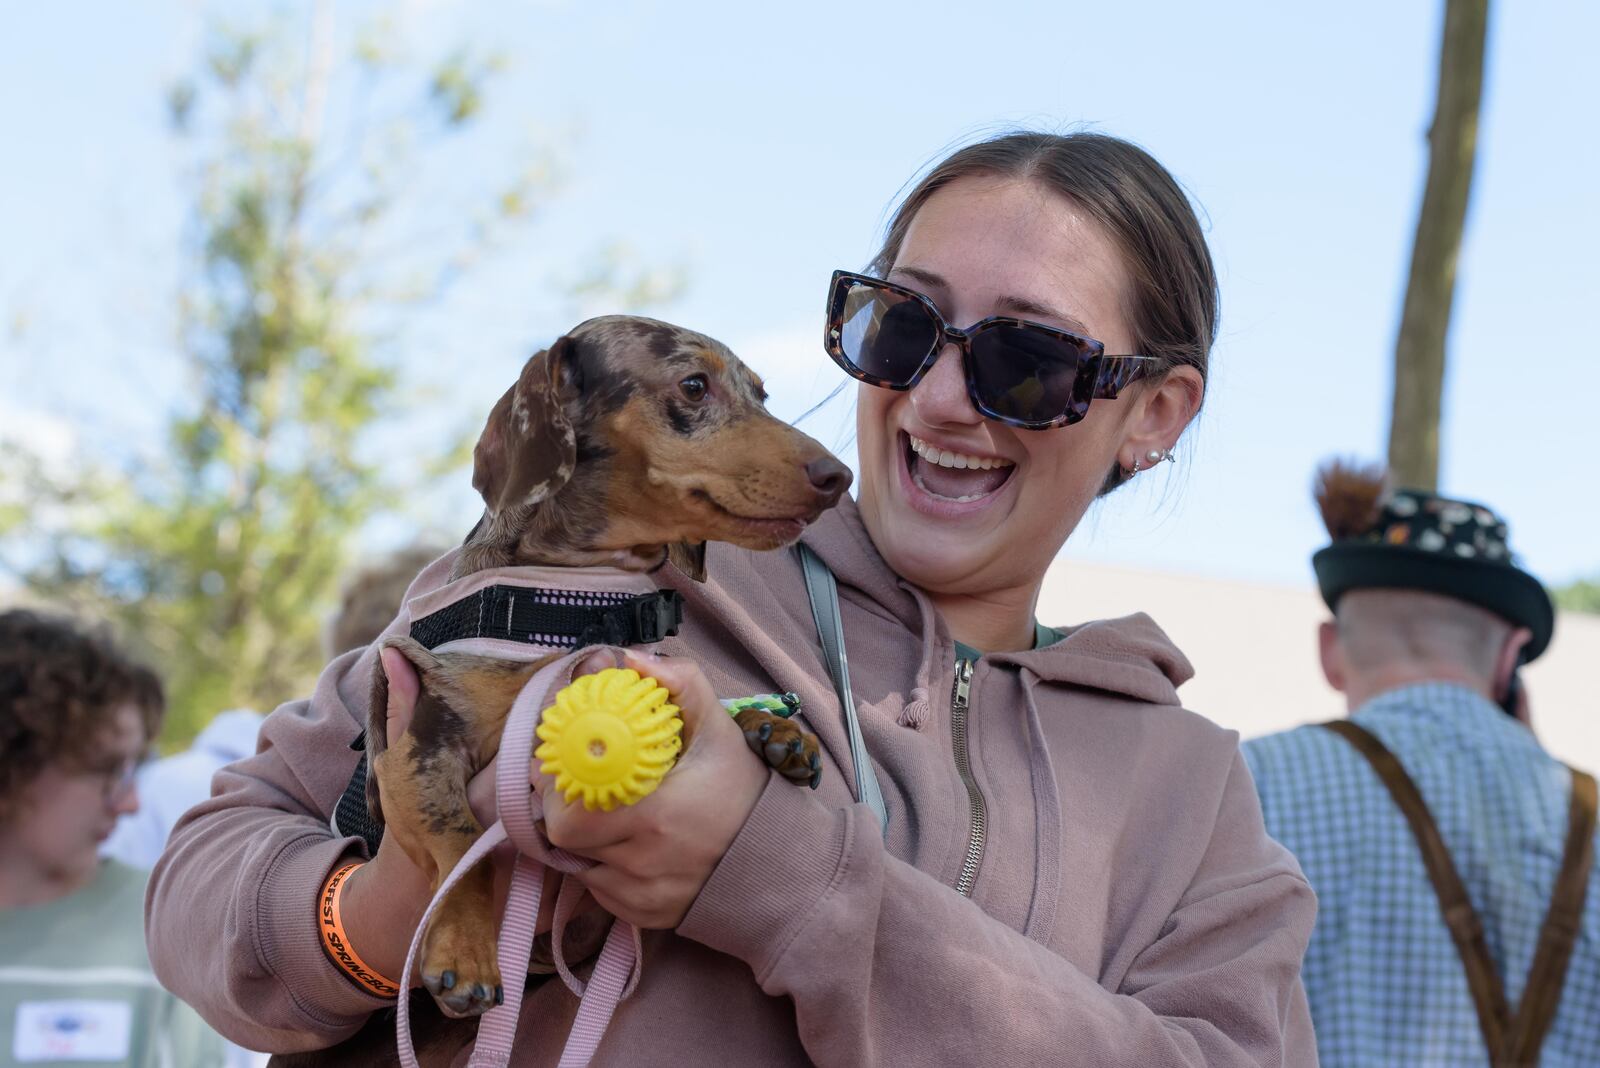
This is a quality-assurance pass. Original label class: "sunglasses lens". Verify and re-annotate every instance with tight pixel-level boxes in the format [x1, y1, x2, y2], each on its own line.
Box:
[969, 325, 1092, 426]
[835, 282, 940, 386]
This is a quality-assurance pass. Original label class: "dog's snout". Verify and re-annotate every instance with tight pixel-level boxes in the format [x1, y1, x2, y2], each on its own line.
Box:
[805, 456, 852, 505]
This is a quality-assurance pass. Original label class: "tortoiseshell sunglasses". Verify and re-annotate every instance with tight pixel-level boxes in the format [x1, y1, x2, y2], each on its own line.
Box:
[823, 270, 1156, 430]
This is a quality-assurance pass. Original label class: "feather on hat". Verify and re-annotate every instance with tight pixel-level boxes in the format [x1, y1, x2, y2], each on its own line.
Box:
[1314, 459, 1389, 541]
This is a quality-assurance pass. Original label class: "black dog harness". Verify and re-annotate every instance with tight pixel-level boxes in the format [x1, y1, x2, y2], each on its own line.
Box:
[407, 585, 684, 652]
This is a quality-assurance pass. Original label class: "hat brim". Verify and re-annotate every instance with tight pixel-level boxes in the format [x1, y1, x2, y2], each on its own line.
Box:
[1312, 544, 1555, 661]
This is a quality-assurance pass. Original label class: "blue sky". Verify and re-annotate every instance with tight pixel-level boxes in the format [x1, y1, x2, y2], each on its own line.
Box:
[3, 0, 1597, 589]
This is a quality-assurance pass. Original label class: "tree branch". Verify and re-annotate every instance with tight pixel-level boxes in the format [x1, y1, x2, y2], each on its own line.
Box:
[1387, 0, 1489, 489]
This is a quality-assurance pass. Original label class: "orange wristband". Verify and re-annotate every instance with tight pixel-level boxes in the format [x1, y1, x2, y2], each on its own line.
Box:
[317, 861, 401, 999]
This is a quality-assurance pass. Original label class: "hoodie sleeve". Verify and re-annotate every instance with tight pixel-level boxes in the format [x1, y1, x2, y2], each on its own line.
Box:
[679, 747, 1319, 1068]
[143, 551, 462, 1052]
[144, 646, 396, 1053]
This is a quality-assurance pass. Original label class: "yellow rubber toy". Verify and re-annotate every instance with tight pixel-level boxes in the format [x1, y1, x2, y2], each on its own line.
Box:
[535, 668, 683, 812]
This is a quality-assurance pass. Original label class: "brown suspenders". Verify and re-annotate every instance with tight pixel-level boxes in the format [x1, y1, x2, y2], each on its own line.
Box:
[1505, 764, 1598, 1066]
[1321, 720, 1598, 1067]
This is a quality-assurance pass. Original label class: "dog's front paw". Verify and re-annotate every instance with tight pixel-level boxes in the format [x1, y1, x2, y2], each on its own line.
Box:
[420, 906, 503, 1019]
[734, 708, 822, 789]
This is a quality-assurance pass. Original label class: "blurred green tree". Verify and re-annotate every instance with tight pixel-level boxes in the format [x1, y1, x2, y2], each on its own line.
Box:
[1555, 579, 1600, 615]
[0, 5, 680, 746]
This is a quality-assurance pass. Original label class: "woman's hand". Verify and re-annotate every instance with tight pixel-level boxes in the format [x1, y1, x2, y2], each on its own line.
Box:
[544, 649, 768, 929]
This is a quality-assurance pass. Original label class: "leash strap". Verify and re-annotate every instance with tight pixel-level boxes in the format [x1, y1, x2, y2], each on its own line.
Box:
[396, 653, 641, 1068]
[1321, 720, 1598, 1065]
[798, 544, 887, 834]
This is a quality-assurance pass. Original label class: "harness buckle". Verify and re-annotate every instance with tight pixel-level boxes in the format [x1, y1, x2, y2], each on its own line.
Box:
[628, 590, 685, 644]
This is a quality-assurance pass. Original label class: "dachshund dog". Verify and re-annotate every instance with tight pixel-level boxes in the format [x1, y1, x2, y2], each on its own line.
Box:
[367, 316, 851, 1022]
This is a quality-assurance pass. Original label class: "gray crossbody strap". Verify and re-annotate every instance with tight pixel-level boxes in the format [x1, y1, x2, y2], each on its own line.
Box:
[798, 543, 888, 833]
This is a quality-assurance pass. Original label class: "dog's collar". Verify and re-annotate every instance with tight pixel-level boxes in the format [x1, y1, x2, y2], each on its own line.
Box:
[409, 584, 684, 652]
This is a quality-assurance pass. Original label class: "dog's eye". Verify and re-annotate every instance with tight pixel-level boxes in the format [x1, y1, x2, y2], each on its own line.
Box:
[678, 374, 708, 402]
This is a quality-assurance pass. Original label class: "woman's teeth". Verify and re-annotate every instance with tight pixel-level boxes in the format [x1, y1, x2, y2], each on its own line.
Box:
[906, 433, 1015, 502]
[908, 434, 1013, 472]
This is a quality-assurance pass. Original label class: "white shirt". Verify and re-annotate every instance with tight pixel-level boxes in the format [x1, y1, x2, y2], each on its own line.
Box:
[102, 710, 265, 870]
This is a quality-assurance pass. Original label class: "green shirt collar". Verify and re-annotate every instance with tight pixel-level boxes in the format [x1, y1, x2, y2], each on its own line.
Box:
[954, 620, 1063, 662]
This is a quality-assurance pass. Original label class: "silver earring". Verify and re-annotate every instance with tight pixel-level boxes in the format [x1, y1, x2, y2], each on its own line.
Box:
[1164, 448, 1177, 464]
[1129, 456, 1142, 476]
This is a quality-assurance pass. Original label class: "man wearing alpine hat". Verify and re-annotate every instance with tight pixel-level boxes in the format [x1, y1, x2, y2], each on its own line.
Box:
[1244, 460, 1597, 1068]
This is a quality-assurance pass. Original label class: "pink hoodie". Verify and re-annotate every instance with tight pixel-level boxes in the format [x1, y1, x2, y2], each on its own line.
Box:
[147, 499, 1318, 1066]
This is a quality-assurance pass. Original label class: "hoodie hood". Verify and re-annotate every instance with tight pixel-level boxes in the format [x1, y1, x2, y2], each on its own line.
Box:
[799, 496, 1194, 709]
[991, 615, 1193, 705]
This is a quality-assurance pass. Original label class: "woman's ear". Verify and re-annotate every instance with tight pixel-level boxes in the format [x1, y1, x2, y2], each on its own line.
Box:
[1118, 366, 1203, 471]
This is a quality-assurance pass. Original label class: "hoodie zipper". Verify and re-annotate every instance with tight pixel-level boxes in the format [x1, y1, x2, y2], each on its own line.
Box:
[950, 658, 987, 897]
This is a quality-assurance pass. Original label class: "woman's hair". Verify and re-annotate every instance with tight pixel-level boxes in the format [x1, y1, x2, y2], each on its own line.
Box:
[869, 131, 1218, 489]
[0, 609, 163, 818]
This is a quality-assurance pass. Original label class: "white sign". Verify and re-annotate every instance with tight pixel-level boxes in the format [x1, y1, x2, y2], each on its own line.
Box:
[13, 1000, 133, 1062]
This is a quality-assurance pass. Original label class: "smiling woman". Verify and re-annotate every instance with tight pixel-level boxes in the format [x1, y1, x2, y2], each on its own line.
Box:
[144, 130, 1316, 1068]
[846, 136, 1213, 647]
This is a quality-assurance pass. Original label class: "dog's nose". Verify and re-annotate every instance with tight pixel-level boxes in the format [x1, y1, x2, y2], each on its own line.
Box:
[806, 456, 852, 504]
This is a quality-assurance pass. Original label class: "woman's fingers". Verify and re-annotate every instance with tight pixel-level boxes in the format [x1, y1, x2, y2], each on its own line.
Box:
[576, 864, 677, 929]
[571, 647, 625, 679]
[615, 650, 727, 746]
[540, 786, 639, 855]
[379, 646, 421, 747]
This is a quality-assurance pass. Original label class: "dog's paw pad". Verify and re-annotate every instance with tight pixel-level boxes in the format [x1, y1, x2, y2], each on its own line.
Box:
[422, 969, 501, 1019]
[736, 708, 822, 788]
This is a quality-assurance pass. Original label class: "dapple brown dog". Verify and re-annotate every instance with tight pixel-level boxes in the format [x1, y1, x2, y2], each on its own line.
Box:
[366, 316, 850, 1021]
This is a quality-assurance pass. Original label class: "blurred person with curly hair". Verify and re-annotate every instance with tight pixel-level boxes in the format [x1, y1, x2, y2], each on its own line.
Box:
[0, 609, 225, 1067]
[325, 546, 447, 660]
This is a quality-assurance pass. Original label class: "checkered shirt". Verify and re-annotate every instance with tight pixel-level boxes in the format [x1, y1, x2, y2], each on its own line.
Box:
[1243, 683, 1600, 1067]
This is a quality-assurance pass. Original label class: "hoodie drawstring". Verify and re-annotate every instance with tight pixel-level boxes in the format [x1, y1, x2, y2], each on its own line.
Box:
[897, 584, 940, 730]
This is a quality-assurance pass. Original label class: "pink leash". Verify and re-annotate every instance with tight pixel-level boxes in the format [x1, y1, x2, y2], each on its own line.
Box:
[395, 651, 643, 1068]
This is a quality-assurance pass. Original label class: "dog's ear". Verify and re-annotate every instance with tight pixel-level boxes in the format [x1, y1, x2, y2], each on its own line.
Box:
[472, 336, 580, 518]
[666, 541, 707, 583]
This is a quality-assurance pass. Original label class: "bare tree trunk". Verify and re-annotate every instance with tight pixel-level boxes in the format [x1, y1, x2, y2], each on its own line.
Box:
[1387, 0, 1489, 490]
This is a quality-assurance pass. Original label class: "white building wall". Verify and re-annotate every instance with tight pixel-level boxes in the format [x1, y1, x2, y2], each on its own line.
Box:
[1039, 561, 1598, 772]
